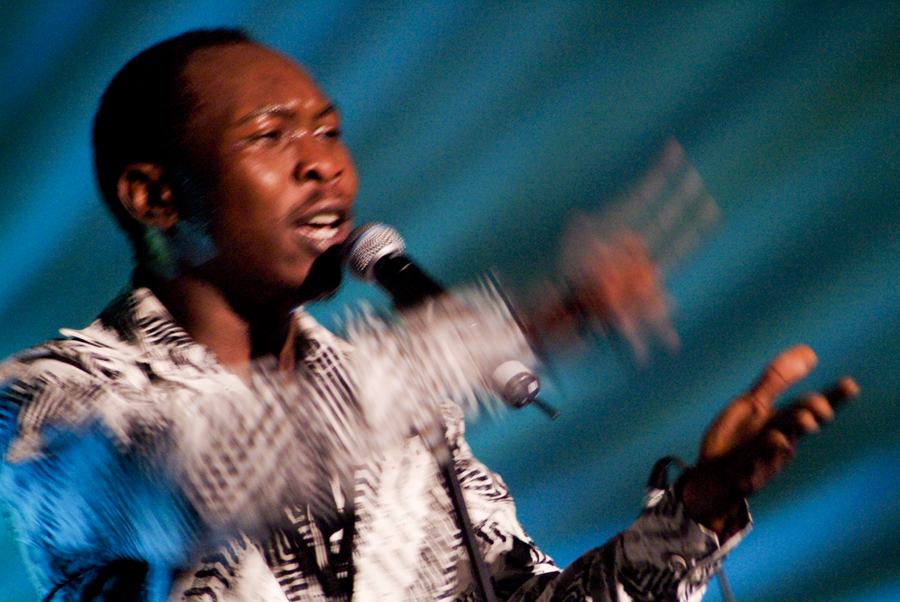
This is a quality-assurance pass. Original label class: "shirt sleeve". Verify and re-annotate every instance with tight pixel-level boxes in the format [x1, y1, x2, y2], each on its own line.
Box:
[443, 402, 751, 602]
[0, 356, 196, 601]
[521, 487, 750, 602]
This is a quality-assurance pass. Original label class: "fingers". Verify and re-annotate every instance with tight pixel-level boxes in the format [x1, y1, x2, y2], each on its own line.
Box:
[580, 231, 678, 359]
[738, 428, 795, 495]
[608, 278, 678, 362]
[747, 345, 818, 410]
[768, 376, 860, 442]
[697, 365, 859, 508]
[824, 376, 860, 411]
[769, 401, 827, 441]
[557, 225, 677, 360]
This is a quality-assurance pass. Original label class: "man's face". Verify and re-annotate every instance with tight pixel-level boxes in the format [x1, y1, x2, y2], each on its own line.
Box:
[178, 43, 358, 305]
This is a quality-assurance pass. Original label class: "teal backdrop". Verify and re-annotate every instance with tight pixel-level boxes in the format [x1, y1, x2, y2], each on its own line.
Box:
[0, 2, 898, 601]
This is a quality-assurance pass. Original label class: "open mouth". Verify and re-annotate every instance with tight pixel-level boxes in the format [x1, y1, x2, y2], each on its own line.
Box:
[301, 212, 345, 239]
[294, 210, 351, 249]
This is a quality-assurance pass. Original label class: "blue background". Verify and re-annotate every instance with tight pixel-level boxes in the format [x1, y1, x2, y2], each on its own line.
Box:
[1, 2, 898, 601]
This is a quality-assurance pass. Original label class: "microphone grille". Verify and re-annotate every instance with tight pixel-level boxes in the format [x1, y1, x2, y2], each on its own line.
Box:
[343, 222, 406, 282]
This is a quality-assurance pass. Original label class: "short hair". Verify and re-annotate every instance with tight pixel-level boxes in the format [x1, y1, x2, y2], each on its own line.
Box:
[92, 27, 253, 259]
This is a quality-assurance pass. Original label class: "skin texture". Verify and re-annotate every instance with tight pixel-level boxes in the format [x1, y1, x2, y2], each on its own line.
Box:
[118, 43, 357, 373]
[181, 44, 357, 302]
[115, 41, 857, 535]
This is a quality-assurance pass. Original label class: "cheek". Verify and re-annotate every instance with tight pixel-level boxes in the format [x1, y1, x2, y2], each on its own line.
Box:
[240, 157, 286, 193]
[340, 148, 360, 195]
[215, 161, 290, 232]
[345, 169, 359, 200]
[226, 151, 278, 190]
[207, 199, 282, 267]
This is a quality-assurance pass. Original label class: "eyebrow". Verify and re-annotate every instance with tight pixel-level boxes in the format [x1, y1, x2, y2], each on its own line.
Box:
[235, 102, 337, 126]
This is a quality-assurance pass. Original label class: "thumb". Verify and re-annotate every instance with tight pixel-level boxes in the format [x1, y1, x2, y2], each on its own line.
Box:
[747, 345, 818, 410]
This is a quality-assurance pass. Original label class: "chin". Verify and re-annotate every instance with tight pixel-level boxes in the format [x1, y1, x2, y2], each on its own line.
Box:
[294, 245, 344, 304]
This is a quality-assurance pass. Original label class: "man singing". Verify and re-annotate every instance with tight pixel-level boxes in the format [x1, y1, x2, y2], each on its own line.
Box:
[0, 28, 854, 601]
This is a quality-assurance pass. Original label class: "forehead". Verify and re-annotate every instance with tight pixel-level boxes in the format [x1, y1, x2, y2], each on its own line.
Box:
[183, 43, 328, 122]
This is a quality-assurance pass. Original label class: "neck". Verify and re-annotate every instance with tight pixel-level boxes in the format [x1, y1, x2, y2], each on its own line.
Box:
[138, 269, 298, 377]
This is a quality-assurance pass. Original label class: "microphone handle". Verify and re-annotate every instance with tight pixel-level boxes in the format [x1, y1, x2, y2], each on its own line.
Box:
[373, 254, 445, 310]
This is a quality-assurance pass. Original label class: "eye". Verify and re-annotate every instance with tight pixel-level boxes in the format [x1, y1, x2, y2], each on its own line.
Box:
[316, 125, 342, 141]
[249, 128, 282, 143]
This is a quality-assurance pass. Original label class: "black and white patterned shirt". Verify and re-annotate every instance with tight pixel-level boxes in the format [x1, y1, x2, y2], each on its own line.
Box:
[0, 287, 747, 602]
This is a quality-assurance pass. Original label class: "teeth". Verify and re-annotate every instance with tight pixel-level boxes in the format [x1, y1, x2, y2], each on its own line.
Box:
[307, 212, 340, 226]
[295, 210, 344, 244]
[307, 226, 338, 240]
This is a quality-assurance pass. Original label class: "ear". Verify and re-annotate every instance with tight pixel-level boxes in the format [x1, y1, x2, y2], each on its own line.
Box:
[117, 163, 178, 230]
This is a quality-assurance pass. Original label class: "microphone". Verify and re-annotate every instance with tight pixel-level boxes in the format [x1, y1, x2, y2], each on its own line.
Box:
[343, 222, 558, 418]
[342, 222, 443, 310]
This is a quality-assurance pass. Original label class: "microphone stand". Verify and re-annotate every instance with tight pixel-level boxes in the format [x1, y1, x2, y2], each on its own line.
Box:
[423, 427, 499, 602]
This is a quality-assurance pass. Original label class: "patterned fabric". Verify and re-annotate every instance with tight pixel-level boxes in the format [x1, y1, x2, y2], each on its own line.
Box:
[0, 287, 748, 602]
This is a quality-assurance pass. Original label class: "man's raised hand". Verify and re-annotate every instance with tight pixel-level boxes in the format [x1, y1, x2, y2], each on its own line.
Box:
[680, 345, 859, 535]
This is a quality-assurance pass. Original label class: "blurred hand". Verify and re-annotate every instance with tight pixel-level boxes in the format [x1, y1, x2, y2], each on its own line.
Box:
[560, 226, 678, 361]
[680, 345, 859, 534]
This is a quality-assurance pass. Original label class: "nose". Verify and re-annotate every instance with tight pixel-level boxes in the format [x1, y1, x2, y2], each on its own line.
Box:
[291, 134, 344, 184]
